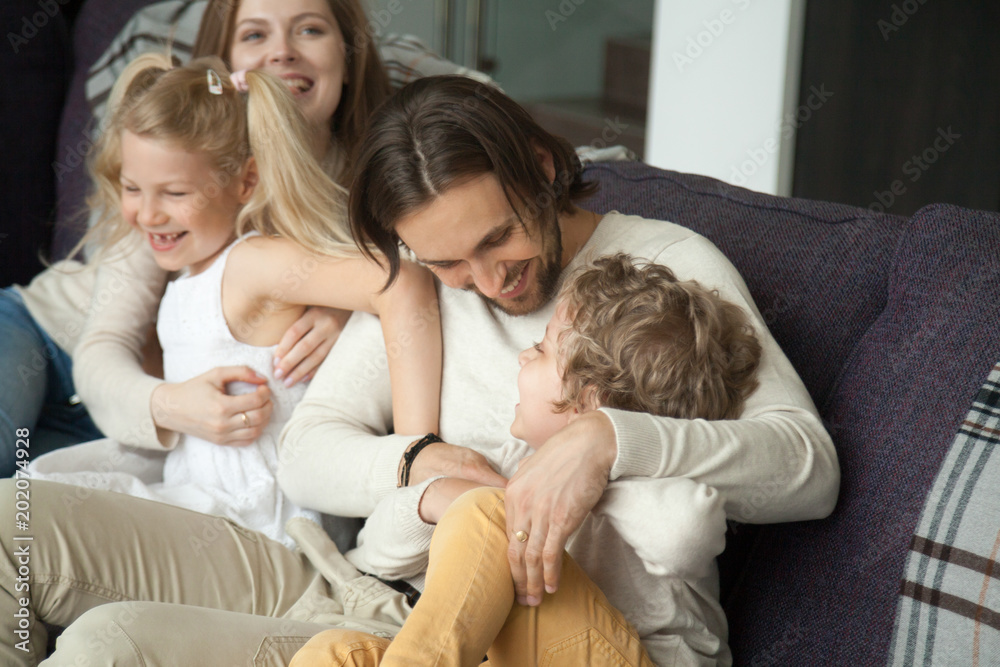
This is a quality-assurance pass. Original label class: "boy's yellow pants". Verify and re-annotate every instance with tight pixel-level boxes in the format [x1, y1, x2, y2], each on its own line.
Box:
[291, 487, 652, 667]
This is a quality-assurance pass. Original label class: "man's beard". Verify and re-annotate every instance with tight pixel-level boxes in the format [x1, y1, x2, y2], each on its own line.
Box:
[477, 215, 563, 317]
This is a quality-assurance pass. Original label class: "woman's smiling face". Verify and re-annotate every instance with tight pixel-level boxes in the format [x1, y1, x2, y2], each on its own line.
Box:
[229, 0, 347, 132]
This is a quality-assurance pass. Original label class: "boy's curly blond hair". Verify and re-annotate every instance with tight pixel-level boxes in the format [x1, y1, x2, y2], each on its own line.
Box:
[554, 253, 762, 420]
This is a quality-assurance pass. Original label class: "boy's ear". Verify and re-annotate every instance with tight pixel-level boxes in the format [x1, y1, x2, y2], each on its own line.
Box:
[531, 141, 557, 184]
[238, 157, 259, 203]
[567, 385, 602, 422]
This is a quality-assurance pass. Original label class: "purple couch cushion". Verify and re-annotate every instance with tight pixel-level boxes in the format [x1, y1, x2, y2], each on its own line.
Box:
[52, 0, 158, 258]
[725, 204, 1000, 665]
[0, 0, 72, 284]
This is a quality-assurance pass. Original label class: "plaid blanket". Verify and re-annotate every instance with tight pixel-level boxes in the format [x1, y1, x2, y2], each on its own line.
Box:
[888, 362, 1000, 666]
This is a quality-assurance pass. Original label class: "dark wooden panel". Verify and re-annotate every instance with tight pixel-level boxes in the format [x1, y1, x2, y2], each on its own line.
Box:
[792, 0, 1000, 216]
[525, 98, 646, 159]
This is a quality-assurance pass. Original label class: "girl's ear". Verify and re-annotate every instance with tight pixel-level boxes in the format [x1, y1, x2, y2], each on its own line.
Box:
[238, 157, 259, 203]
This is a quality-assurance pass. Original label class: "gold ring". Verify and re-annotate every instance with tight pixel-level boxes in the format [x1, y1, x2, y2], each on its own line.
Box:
[240, 412, 250, 428]
[515, 530, 529, 543]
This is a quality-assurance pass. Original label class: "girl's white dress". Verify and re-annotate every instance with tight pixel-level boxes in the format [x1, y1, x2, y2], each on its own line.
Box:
[30, 236, 320, 547]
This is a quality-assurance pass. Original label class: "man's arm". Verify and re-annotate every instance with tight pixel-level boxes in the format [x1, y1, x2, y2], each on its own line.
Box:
[603, 402, 838, 523]
[505, 232, 840, 602]
[278, 314, 413, 516]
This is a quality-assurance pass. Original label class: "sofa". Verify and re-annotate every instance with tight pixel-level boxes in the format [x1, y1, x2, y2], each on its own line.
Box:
[39, 0, 1000, 664]
[582, 163, 1000, 665]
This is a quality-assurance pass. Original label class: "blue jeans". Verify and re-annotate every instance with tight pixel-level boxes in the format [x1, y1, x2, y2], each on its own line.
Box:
[0, 288, 103, 477]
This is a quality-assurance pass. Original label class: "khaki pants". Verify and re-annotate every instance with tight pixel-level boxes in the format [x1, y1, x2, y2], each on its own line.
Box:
[292, 488, 653, 667]
[0, 479, 404, 666]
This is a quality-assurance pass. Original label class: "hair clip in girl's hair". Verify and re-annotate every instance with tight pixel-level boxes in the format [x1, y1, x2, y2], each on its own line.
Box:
[207, 69, 224, 95]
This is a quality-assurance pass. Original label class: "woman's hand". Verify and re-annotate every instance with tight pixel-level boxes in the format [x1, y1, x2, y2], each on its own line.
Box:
[273, 306, 351, 387]
[150, 367, 273, 446]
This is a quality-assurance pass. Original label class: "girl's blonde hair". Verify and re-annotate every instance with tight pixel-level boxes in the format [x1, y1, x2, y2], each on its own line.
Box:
[81, 53, 355, 262]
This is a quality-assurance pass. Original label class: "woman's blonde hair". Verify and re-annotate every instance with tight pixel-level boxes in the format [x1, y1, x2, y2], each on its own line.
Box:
[193, 0, 392, 184]
[554, 253, 762, 421]
[80, 53, 354, 262]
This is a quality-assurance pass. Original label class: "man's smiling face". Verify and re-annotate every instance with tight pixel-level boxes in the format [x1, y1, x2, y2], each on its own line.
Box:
[394, 173, 563, 317]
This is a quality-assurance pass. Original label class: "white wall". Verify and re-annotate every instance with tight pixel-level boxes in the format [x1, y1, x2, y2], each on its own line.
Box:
[645, 0, 807, 195]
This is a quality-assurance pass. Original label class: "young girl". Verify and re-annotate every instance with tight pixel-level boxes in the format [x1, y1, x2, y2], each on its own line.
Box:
[291, 253, 763, 666]
[29, 53, 442, 546]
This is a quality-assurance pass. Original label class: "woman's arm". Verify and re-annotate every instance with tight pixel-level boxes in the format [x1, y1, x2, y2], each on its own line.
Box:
[71, 240, 173, 448]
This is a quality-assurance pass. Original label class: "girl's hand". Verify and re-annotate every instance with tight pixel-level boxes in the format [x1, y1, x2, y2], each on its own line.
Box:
[150, 367, 273, 446]
[273, 307, 352, 387]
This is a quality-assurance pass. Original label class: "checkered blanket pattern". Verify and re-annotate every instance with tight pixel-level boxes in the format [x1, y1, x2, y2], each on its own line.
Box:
[888, 362, 1000, 666]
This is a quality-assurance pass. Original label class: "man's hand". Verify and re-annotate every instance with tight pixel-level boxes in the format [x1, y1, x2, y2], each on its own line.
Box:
[504, 411, 617, 606]
[273, 307, 352, 386]
[150, 367, 273, 446]
[407, 441, 508, 488]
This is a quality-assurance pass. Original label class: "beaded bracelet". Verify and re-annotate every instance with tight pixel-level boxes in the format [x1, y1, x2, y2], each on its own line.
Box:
[398, 433, 444, 487]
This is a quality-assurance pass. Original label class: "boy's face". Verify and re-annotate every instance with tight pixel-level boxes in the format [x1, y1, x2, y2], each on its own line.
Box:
[510, 301, 575, 447]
